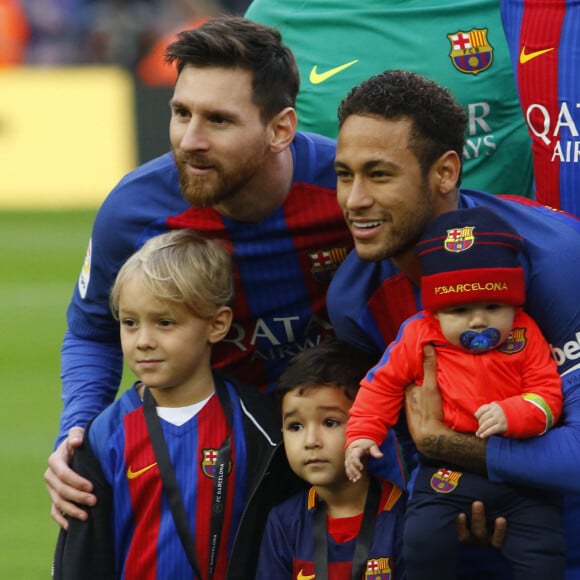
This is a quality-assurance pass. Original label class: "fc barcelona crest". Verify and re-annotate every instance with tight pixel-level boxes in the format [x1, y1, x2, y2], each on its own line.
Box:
[444, 226, 475, 252]
[498, 327, 527, 354]
[447, 28, 494, 75]
[201, 448, 232, 478]
[365, 557, 392, 579]
[308, 247, 348, 282]
[430, 468, 463, 494]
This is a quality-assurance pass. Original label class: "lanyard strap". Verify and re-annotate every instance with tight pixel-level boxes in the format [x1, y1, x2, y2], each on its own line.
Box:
[313, 477, 382, 580]
[142, 384, 233, 580]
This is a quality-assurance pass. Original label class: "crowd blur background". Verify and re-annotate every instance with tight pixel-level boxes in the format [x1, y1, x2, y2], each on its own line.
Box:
[2, 3, 259, 577]
[0, 0, 252, 210]
[1, 0, 250, 69]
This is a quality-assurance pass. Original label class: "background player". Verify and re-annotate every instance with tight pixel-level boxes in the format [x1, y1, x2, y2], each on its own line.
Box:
[245, 0, 534, 197]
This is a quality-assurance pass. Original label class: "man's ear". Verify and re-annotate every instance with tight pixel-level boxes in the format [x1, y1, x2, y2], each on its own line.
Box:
[430, 150, 461, 194]
[208, 306, 233, 344]
[268, 107, 297, 153]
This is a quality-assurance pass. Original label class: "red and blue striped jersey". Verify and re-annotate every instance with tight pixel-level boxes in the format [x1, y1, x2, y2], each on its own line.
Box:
[87, 382, 248, 579]
[60, 131, 353, 441]
[501, 0, 580, 216]
[256, 481, 406, 580]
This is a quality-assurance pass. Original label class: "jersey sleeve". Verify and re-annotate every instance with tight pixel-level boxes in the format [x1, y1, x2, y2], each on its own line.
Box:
[487, 366, 580, 494]
[346, 318, 422, 448]
[327, 251, 396, 356]
[255, 503, 295, 579]
[59, 154, 183, 445]
[498, 316, 562, 438]
[57, 330, 123, 446]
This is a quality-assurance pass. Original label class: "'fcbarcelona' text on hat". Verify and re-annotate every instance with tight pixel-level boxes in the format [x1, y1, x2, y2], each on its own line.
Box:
[434, 281, 511, 296]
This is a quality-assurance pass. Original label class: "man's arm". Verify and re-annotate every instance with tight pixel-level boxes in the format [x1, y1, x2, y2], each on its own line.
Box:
[45, 331, 122, 527]
[486, 372, 580, 494]
[45, 426, 95, 528]
[406, 345, 580, 495]
[57, 330, 123, 445]
[404, 344, 488, 475]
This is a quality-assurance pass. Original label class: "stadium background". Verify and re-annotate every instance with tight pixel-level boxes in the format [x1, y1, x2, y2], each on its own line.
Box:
[0, 66, 172, 578]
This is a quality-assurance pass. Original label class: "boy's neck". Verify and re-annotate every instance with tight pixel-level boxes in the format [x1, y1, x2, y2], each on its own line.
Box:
[136, 377, 216, 407]
[315, 476, 371, 518]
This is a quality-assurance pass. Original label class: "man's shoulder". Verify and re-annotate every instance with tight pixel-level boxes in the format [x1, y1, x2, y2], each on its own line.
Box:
[93, 153, 187, 235]
[461, 190, 580, 238]
[329, 249, 399, 302]
[291, 131, 337, 188]
[116, 152, 178, 187]
[100, 153, 183, 212]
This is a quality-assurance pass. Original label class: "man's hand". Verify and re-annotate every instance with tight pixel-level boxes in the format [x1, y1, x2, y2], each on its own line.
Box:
[405, 344, 488, 474]
[404, 344, 449, 452]
[44, 427, 96, 529]
[345, 438, 383, 482]
[456, 501, 507, 549]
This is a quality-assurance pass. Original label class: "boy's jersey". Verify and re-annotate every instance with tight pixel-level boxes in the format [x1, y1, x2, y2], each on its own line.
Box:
[501, 0, 580, 216]
[327, 189, 580, 572]
[256, 481, 406, 579]
[61, 132, 353, 439]
[246, 0, 533, 198]
[87, 382, 248, 579]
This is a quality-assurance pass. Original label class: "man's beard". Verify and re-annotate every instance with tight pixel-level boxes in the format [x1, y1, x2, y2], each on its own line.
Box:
[360, 179, 436, 263]
[175, 153, 231, 207]
[173, 142, 268, 209]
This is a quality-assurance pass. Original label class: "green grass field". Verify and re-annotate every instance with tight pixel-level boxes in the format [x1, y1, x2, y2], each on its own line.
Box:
[0, 210, 99, 578]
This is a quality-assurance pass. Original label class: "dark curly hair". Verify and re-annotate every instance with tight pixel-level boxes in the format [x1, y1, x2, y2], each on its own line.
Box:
[338, 69, 467, 180]
[165, 16, 299, 124]
[276, 338, 378, 402]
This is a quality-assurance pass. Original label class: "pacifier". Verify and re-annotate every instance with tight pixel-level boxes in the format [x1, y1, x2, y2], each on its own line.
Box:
[459, 328, 501, 352]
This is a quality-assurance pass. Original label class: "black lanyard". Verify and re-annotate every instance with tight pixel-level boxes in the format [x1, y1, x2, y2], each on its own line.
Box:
[312, 477, 382, 580]
[142, 383, 233, 580]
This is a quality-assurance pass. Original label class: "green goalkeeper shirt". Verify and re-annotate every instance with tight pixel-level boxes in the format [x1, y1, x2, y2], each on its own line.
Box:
[245, 0, 533, 198]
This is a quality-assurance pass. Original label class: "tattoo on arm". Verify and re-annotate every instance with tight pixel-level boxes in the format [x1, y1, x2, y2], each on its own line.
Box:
[420, 433, 488, 476]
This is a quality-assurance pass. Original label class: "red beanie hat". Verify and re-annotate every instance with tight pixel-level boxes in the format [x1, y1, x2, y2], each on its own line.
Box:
[416, 207, 525, 312]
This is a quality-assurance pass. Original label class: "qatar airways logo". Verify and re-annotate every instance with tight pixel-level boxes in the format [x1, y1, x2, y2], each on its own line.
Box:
[463, 102, 497, 161]
[526, 102, 580, 162]
[222, 314, 333, 360]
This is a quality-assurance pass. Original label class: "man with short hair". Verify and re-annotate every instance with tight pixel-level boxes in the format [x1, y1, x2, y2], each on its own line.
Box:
[328, 68, 580, 575]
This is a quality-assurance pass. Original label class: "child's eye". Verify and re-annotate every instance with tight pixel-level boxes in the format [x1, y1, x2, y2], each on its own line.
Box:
[121, 318, 137, 328]
[285, 422, 302, 432]
[159, 319, 175, 327]
[324, 418, 340, 428]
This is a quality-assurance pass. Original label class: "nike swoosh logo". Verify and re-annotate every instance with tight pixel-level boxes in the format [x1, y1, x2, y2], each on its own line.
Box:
[127, 462, 157, 479]
[519, 46, 555, 64]
[309, 60, 359, 84]
[297, 571, 315, 580]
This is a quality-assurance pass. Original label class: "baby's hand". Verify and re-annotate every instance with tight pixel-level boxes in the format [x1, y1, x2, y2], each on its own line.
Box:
[345, 438, 383, 482]
[474, 403, 507, 438]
